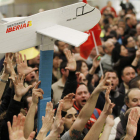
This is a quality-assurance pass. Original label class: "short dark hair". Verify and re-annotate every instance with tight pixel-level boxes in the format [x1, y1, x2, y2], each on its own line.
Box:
[60, 60, 68, 75]
[104, 69, 118, 77]
[109, 30, 117, 39]
[129, 29, 137, 37]
[125, 17, 130, 23]
[111, 42, 121, 63]
[76, 83, 89, 93]
[104, 24, 110, 32]
[103, 18, 109, 25]
[53, 52, 60, 59]
[129, 76, 140, 89]
[121, 66, 135, 76]
[22, 93, 32, 110]
[107, 14, 114, 19]
[54, 40, 60, 46]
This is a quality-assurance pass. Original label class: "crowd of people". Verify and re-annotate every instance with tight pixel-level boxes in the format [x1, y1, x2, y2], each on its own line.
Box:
[1, 0, 140, 140]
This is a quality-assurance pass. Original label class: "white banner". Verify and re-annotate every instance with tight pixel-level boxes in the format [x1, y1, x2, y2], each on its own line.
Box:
[0, 0, 14, 6]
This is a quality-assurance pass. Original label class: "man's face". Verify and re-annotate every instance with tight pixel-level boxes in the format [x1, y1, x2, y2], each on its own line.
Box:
[118, 27, 124, 36]
[118, 22, 125, 29]
[75, 85, 90, 108]
[122, 67, 136, 85]
[105, 72, 119, 90]
[126, 89, 140, 108]
[58, 41, 68, 53]
[25, 68, 36, 83]
[126, 37, 135, 48]
[64, 107, 78, 131]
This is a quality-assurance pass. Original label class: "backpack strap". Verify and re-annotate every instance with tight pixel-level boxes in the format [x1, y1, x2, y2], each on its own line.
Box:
[93, 109, 99, 119]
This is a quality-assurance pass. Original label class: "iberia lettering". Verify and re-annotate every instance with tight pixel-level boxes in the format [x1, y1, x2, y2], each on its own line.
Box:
[6, 21, 32, 33]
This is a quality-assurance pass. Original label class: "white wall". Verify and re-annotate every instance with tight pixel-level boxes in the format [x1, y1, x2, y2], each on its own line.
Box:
[0, 0, 78, 17]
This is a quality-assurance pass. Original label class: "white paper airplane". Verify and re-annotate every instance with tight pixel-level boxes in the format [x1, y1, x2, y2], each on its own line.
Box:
[0, 2, 101, 53]
[0, 2, 101, 132]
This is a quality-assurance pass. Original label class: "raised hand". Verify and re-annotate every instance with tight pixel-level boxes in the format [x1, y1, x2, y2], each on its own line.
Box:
[7, 114, 35, 140]
[9, 73, 33, 101]
[103, 86, 115, 116]
[95, 73, 111, 93]
[41, 102, 54, 132]
[92, 54, 101, 68]
[105, 115, 114, 127]
[126, 108, 140, 139]
[16, 53, 38, 75]
[52, 102, 65, 135]
[64, 49, 76, 71]
[32, 81, 44, 104]
[61, 93, 75, 112]
[36, 102, 54, 140]
[3, 53, 15, 75]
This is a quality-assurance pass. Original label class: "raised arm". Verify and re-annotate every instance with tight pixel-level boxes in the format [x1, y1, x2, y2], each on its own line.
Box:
[123, 108, 140, 140]
[7, 114, 35, 140]
[36, 102, 54, 140]
[68, 74, 111, 139]
[87, 54, 101, 92]
[0, 73, 32, 140]
[44, 102, 65, 140]
[61, 49, 77, 99]
[0, 53, 16, 100]
[131, 49, 140, 67]
[84, 86, 115, 140]
[88, 54, 101, 75]
[99, 115, 114, 140]
[24, 81, 44, 139]
[16, 53, 38, 75]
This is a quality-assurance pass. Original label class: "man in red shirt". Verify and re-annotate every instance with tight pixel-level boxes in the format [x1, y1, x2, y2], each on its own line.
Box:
[73, 83, 101, 130]
[100, 1, 117, 17]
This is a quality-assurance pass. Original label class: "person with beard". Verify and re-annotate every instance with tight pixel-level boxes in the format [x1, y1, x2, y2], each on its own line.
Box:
[104, 70, 125, 118]
[61, 75, 111, 140]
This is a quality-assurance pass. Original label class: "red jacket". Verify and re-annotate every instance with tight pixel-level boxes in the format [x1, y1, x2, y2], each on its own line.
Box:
[73, 102, 101, 130]
[100, 6, 117, 17]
